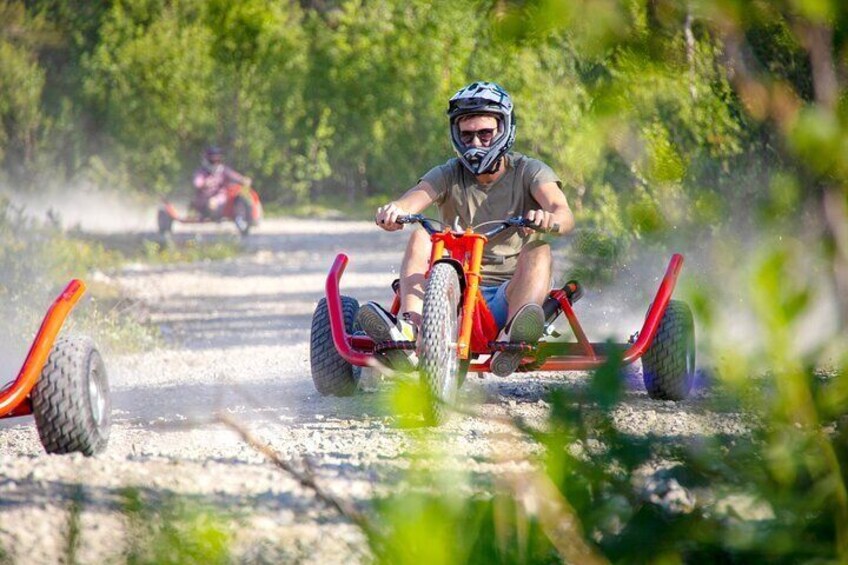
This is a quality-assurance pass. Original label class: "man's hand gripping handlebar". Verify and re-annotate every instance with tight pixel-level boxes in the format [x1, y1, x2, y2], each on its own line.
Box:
[395, 215, 560, 237]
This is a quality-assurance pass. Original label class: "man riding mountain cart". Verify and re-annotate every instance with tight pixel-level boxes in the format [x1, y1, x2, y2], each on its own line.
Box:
[192, 146, 252, 220]
[310, 81, 696, 425]
[359, 81, 575, 377]
[157, 145, 263, 236]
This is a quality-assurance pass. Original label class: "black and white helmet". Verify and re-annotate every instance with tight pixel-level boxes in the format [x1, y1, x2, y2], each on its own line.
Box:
[447, 81, 516, 175]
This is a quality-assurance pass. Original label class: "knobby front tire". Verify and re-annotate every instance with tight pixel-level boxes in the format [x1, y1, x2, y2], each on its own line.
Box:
[419, 263, 462, 425]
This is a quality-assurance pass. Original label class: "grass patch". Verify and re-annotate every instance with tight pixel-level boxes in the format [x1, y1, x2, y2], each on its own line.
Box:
[121, 488, 232, 565]
[275, 193, 388, 221]
[0, 199, 168, 358]
[75, 291, 161, 354]
[139, 237, 242, 264]
[66, 229, 244, 265]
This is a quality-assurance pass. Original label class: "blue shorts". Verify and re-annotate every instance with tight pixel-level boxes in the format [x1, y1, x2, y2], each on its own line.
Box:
[480, 281, 510, 330]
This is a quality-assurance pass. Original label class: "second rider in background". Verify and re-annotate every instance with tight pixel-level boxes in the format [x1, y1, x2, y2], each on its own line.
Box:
[192, 146, 252, 220]
[358, 81, 575, 377]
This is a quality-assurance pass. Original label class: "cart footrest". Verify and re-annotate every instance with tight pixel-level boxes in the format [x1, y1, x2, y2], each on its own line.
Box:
[487, 341, 538, 353]
[374, 340, 416, 353]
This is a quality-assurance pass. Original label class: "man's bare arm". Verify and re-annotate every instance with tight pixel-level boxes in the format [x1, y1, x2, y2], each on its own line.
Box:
[527, 181, 575, 235]
[375, 181, 439, 231]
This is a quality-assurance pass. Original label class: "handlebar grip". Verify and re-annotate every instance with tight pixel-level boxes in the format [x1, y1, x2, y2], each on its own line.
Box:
[525, 220, 561, 234]
[515, 218, 561, 233]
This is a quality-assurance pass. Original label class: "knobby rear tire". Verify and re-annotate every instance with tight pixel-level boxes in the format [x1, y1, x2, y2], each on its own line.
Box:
[157, 209, 173, 234]
[233, 197, 252, 236]
[642, 300, 696, 401]
[310, 296, 361, 396]
[32, 336, 111, 456]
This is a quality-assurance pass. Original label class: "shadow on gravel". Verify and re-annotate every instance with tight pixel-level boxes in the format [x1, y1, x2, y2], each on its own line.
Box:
[78, 222, 403, 258]
[242, 229, 401, 255]
[110, 377, 397, 425]
[0, 477, 352, 524]
[479, 367, 719, 407]
[147, 283, 395, 351]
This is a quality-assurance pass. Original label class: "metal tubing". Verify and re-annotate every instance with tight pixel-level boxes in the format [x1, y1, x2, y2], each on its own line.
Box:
[4, 398, 32, 418]
[469, 254, 684, 373]
[0, 280, 86, 418]
[621, 254, 684, 364]
[457, 239, 484, 359]
[326, 254, 376, 367]
[556, 293, 596, 358]
[470, 357, 615, 372]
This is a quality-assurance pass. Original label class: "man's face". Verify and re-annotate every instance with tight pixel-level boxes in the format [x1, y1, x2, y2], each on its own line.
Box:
[458, 115, 499, 148]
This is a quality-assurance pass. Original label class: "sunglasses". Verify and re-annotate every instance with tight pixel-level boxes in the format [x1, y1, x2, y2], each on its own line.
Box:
[459, 128, 496, 145]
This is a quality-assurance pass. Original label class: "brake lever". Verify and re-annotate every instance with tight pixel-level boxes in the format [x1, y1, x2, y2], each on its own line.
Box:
[512, 216, 561, 234]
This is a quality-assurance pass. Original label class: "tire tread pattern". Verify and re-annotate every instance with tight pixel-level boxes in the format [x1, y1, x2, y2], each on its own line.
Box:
[419, 263, 461, 425]
[642, 300, 695, 400]
[31, 336, 111, 455]
[234, 197, 252, 235]
[310, 296, 361, 396]
[157, 209, 173, 234]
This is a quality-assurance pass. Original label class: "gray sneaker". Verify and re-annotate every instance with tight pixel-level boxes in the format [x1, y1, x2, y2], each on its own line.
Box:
[490, 303, 544, 377]
[355, 302, 418, 372]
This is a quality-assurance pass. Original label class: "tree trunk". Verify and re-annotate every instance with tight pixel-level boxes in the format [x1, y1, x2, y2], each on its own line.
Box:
[799, 22, 848, 332]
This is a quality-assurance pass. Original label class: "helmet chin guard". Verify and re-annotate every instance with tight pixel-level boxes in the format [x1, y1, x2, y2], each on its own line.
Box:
[448, 82, 516, 175]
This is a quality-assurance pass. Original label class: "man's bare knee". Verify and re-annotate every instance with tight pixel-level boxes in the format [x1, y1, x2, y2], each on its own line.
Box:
[517, 241, 552, 272]
[400, 228, 431, 315]
[507, 243, 552, 309]
[403, 228, 431, 266]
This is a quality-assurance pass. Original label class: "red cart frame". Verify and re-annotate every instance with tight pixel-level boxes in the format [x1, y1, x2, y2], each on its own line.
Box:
[323, 250, 684, 374]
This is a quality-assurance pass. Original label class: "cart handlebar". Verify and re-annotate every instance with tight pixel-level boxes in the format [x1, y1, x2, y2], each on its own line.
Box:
[397, 215, 558, 238]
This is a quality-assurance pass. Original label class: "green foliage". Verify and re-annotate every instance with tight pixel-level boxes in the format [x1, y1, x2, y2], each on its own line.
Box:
[83, 0, 216, 193]
[64, 484, 84, 563]
[0, 34, 46, 179]
[302, 0, 481, 199]
[566, 227, 628, 285]
[0, 0, 765, 232]
[0, 196, 156, 357]
[369, 487, 559, 564]
[367, 306, 845, 562]
[140, 237, 242, 264]
[121, 488, 232, 565]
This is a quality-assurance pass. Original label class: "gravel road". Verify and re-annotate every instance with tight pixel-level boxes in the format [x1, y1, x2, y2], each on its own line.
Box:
[0, 218, 748, 563]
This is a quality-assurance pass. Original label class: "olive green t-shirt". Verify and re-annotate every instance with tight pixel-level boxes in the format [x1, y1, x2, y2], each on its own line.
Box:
[420, 152, 562, 285]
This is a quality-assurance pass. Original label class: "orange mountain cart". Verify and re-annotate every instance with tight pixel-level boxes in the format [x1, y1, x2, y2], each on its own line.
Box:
[310, 215, 695, 425]
[158, 183, 263, 236]
[0, 280, 111, 455]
